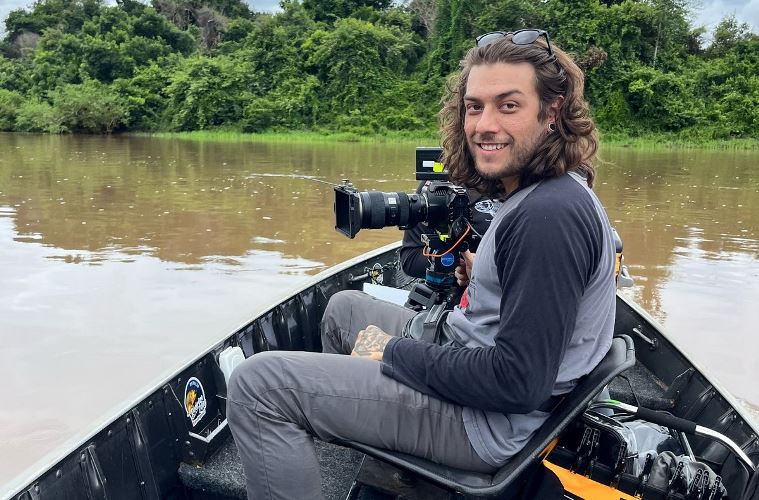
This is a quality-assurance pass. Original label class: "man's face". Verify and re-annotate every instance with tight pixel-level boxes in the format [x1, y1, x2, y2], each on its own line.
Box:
[463, 62, 548, 192]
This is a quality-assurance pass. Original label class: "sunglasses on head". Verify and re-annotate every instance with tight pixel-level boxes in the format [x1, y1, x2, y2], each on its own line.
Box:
[475, 29, 554, 57]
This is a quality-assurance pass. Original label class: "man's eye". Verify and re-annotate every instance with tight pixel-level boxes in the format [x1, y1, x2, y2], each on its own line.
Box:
[465, 103, 482, 113]
[501, 102, 518, 111]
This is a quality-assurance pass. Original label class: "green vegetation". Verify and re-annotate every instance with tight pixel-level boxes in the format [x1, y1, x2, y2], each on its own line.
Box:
[147, 129, 439, 143]
[1, 0, 757, 142]
[145, 130, 759, 150]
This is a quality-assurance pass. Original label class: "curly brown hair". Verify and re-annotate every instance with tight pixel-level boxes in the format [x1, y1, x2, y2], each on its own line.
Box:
[440, 34, 598, 198]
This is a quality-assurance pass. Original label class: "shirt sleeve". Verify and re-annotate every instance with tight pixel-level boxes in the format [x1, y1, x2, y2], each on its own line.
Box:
[399, 181, 434, 279]
[381, 193, 600, 413]
[400, 223, 428, 278]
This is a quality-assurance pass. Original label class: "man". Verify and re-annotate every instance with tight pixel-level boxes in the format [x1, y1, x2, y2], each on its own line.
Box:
[227, 29, 617, 499]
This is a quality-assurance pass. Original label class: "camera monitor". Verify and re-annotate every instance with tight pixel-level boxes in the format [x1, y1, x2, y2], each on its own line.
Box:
[415, 147, 447, 181]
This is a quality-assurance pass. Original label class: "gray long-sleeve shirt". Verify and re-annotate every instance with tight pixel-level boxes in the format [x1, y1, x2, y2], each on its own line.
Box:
[381, 172, 616, 466]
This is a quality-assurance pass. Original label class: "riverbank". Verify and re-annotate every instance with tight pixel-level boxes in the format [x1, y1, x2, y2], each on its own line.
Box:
[144, 129, 759, 150]
[599, 132, 759, 150]
[145, 130, 439, 144]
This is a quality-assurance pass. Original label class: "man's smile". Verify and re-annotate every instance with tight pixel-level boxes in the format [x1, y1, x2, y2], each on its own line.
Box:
[478, 142, 508, 151]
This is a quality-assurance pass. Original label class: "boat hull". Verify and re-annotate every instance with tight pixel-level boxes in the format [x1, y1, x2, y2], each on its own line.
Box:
[6, 242, 758, 500]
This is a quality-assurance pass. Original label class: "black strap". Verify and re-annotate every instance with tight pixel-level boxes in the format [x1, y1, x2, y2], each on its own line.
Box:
[421, 304, 448, 343]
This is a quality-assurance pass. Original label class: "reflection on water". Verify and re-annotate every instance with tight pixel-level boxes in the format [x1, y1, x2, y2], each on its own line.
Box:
[1, 133, 759, 492]
[0, 212, 321, 492]
[595, 146, 759, 423]
[0, 134, 415, 271]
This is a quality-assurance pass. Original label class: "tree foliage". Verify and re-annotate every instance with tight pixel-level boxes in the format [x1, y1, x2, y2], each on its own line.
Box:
[302, 0, 391, 23]
[165, 55, 252, 129]
[0, 0, 756, 138]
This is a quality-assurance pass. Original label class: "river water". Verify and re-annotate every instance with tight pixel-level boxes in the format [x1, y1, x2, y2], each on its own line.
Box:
[0, 133, 758, 493]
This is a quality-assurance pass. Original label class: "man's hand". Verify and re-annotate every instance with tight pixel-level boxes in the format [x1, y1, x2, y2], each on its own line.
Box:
[351, 325, 393, 361]
[455, 250, 475, 286]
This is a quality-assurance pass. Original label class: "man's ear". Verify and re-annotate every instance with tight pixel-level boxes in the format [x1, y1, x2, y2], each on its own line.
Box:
[548, 95, 564, 123]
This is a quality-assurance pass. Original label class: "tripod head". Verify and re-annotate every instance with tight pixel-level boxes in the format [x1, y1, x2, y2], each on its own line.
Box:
[405, 217, 478, 312]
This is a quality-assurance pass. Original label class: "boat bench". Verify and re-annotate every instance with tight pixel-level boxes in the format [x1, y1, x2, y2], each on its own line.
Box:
[338, 334, 636, 498]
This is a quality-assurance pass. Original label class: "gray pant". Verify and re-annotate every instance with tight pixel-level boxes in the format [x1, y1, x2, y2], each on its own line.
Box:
[227, 290, 495, 499]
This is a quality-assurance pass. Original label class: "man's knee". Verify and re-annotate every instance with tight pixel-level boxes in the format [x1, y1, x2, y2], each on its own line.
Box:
[322, 290, 365, 324]
[227, 351, 287, 406]
[321, 290, 367, 351]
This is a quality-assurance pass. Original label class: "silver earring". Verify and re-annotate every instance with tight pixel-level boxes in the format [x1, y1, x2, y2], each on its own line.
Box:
[548, 122, 556, 132]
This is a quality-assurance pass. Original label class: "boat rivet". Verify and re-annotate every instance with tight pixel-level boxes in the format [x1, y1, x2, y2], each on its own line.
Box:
[107, 430, 113, 437]
[126, 417, 131, 424]
[140, 481, 145, 486]
[188, 451, 195, 457]
[148, 401, 153, 407]
[185, 441, 191, 447]
[55, 470, 62, 478]
[168, 412, 172, 416]
[164, 388, 168, 394]
[34, 485, 39, 493]
[81, 453, 87, 461]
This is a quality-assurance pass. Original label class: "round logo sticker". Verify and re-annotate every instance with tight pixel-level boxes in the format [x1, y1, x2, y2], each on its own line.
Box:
[440, 253, 455, 267]
[184, 377, 207, 428]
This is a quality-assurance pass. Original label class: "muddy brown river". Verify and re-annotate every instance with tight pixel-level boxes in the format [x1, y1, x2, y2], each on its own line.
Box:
[1, 133, 757, 493]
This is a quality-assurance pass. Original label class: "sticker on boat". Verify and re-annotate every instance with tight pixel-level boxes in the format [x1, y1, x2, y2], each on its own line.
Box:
[371, 262, 384, 284]
[184, 377, 207, 427]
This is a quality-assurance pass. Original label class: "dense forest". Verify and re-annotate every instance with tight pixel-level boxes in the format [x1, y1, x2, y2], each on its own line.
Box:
[0, 0, 756, 140]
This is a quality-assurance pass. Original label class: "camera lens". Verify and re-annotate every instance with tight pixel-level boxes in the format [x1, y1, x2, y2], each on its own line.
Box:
[359, 192, 417, 229]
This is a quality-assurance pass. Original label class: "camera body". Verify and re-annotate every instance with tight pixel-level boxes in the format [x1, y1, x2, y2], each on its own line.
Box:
[334, 147, 470, 238]
[334, 147, 474, 295]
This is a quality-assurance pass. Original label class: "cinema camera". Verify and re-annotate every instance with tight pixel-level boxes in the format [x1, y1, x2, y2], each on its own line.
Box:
[334, 147, 476, 309]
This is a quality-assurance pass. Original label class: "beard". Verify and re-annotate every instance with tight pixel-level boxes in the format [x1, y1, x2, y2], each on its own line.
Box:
[469, 127, 545, 182]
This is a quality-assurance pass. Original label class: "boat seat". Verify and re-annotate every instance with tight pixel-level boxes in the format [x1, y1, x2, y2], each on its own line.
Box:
[338, 334, 635, 497]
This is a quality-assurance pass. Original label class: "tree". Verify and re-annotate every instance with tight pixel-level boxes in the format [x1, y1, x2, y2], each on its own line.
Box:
[113, 57, 179, 130]
[304, 18, 417, 116]
[473, 0, 542, 36]
[302, 0, 392, 23]
[707, 15, 753, 58]
[426, 0, 480, 76]
[403, 0, 436, 37]
[0, 55, 34, 93]
[0, 89, 24, 130]
[23, 2, 193, 93]
[625, 65, 700, 131]
[233, 2, 316, 96]
[3, 0, 105, 40]
[14, 99, 64, 132]
[648, 0, 690, 68]
[164, 55, 252, 130]
[49, 80, 128, 133]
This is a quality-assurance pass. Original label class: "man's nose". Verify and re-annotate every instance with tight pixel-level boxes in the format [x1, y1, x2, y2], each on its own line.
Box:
[475, 105, 499, 134]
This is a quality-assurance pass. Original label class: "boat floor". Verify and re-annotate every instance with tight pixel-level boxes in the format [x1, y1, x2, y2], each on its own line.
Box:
[179, 437, 364, 499]
[178, 361, 666, 499]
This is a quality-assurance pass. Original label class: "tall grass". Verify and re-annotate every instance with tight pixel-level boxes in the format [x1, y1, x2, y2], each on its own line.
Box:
[600, 131, 759, 150]
[144, 129, 439, 144]
[143, 129, 758, 150]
